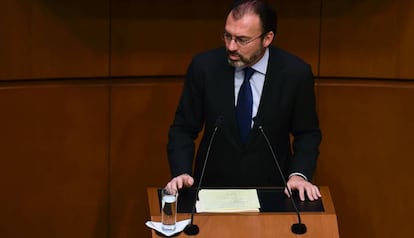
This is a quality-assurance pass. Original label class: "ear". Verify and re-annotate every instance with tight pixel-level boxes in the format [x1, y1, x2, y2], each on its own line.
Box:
[262, 31, 275, 47]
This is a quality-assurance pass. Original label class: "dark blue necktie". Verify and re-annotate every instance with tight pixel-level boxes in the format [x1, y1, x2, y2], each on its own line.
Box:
[236, 67, 255, 144]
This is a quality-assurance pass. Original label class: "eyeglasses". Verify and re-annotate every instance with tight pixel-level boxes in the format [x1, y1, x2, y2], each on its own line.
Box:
[222, 32, 266, 46]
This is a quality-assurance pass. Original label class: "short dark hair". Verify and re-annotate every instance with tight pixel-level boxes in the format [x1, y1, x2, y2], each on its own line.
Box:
[231, 0, 277, 34]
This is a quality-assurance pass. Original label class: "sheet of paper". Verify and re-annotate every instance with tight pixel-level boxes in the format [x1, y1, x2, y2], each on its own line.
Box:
[196, 189, 260, 213]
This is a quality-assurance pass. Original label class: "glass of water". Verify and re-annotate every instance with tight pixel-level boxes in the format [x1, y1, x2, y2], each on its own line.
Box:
[161, 188, 178, 231]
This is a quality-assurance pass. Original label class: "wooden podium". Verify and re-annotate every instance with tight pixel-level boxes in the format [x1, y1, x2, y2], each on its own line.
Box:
[147, 187, 339, 237]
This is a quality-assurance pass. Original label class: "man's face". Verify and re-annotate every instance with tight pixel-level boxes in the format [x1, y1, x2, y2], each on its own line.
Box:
[224, 12, 272, 67]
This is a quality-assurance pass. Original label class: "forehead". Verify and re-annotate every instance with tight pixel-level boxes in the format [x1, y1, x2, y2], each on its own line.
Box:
[225, 12, 262, 36]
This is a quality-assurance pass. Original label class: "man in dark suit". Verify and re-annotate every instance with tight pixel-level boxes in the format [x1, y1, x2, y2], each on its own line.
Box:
[166, 0, 322, 201]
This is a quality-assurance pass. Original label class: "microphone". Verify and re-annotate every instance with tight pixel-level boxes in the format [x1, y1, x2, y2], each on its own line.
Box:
[184, 116, 223, 236]
[258, 125, 307, 235]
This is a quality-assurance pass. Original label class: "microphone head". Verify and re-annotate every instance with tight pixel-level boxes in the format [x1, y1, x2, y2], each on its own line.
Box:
[291, 223, 307, 234]
[215, 115, 224, 127]
[184, 223, 200, 236]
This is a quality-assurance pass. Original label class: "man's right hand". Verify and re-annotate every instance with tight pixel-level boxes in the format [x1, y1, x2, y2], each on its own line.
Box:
[165, 174, 194, 193]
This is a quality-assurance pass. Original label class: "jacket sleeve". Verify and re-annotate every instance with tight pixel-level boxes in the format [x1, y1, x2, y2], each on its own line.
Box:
[289, 64, 322, 180]
[167, 57, 205, 177]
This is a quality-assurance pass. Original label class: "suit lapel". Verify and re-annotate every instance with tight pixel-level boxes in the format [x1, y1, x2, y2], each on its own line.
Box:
[251, 47, 285, 140]
[223, 65, 244, 146]
[210, 60, 243, 147]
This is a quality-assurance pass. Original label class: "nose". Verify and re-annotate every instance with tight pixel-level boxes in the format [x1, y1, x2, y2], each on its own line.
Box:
[226, 38, 239, 51]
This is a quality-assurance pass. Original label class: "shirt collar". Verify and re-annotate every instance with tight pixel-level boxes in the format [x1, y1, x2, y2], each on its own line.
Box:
[236, 48, 269, 75]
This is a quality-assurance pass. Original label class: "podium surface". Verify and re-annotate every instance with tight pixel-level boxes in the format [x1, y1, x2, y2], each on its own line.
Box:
[147, 186, 339, 237]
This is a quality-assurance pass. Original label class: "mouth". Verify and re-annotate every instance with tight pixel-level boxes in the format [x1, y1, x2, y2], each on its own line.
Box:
[228, 53, 240, 61]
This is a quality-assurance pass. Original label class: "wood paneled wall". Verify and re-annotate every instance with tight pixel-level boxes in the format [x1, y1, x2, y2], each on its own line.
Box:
[0, 0, 109, 79]
[109, 81, 183, 238]
[316, 80, 414, 238]
[1, 0, 414, 238]
[109, 1, 321, 76]
[320, 0, 414, 78]
[0, 82, 109, 237]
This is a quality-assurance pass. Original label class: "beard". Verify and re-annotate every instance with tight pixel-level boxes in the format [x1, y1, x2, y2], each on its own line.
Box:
[226, 47, 265, 68]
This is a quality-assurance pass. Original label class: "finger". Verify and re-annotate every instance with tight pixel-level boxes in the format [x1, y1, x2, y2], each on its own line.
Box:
[181, 175, 190, 187]
[166, 181, 176, 194]
[284, 185, 291, 197]
[299, 187, 306, 201]
[313, 186, 322, 199]
[176, 177, 184, 189]
[165, 183, 172, 192]
[313, 187, 320, 200]
[185, 176, 194, 187]
[309, 186, 321, 201]
[305, 186, 315, 201]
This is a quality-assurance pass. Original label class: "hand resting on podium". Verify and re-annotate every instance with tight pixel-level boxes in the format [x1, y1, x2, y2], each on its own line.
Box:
[165, 174, 321, 201]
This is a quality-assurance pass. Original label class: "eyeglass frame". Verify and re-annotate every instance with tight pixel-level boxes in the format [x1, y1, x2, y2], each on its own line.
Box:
[222, 31, 268, 46]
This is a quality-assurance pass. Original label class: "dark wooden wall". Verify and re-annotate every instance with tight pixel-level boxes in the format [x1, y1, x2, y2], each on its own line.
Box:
[1, 0, 413, 237]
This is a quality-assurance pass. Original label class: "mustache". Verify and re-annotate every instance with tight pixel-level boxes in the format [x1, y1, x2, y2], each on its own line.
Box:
[226, 50, 240, 57]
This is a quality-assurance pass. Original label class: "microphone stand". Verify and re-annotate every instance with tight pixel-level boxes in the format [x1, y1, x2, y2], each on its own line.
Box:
[258, 125, 307, 235]
[184, 118, 222, 236]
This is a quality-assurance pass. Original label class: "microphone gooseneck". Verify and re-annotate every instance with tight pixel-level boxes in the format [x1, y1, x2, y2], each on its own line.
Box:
[258, 125, 307, 235]
[184, 116, 223, 236]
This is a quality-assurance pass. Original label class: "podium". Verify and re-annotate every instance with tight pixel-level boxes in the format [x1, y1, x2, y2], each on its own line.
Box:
[147, 186, 339, 237]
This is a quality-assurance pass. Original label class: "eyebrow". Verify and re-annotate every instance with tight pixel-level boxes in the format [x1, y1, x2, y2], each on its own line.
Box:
[224, 30, 250, 39]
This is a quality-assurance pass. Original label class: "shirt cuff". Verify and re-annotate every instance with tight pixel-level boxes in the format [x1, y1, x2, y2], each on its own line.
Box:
[289, 172, 308, 181]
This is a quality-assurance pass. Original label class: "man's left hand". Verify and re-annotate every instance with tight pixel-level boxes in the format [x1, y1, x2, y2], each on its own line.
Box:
[285, 175, 321, 201]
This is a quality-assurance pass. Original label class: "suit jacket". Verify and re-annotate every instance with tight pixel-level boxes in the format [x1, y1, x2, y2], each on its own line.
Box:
[167, 46, 322, 187]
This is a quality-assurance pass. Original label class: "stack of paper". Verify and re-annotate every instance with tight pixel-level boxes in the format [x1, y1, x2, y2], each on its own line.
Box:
[196, 189, 261, 213]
